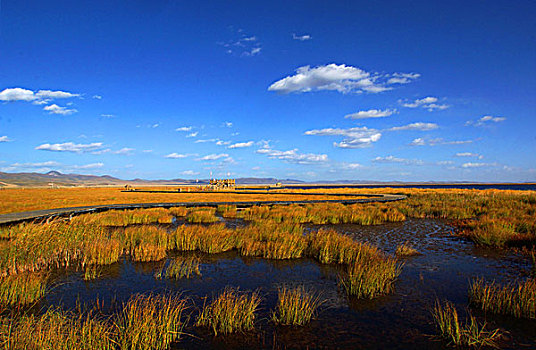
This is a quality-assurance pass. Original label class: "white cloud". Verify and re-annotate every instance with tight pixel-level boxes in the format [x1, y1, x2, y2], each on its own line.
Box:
[268, 63, 418, 94]
[199, 153, 229, 161]
[0, 136, 11, 142]
[186, 132, 198, 138]
[342, 163, 362, 169]
[0, 88, 36, 101]
[11, 161, 61, 168]
[114, 148, 134, 155]
[344, 108, 396, 119]
[388, 122, 438, 131]
[71, 163, 104, 169]
[462, 162, 496, 168]
[409, 138, 473, 146]
[465, 115, 506, 126]
[93, 95, 102, 99]
[292, 33, 312, 41]
[386, 73, 421, 85]
[36, 90, 79, 99]
[165, 153, 189, 159]
[456, 152, 483, 159]
[176, 126, 193, 132]
[409, 138, 426, 146]
[36, 142, 103, 153]
[228, 141, 254, 149]
[0, 87, 79, 102]
[181, 170, 199, 176]
[400, 96, 449, 111]
[304, 126, 381, 148]
[437, 160, 454, 165]
[216, 140, 231, 146]
[372, 155, 423, 165]
[243, 47, 261, 56]
[223, 121, 233, 128]
[257, 147, 328, 164]
[100, 114, 115, 118]
[220, 30, 262, 56]
[43, 104, 78, 115]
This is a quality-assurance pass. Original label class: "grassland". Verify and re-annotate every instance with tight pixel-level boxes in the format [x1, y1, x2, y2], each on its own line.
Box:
[0, 186, 534, 347]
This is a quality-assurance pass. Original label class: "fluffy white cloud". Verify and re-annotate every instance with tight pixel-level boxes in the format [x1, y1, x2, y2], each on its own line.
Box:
[0, 136, 11, 142]
[465, 115, 506, 126]
[199, 153, 229, 161]
[43, 104, 78, 115]
[257, 147, 328, 164]
[292, 33, 312, 41]
[388, 122, 438, 131]
[268, 63, 418, 94]
[165, 153, 189, 159]
[373, 155, 423, 165]
[0, 88, 35, 101]
[0, 87, 79, 102]
[186, 132, 198, 138]
[409, 138, 426, 146]
[228, 141, 254, 149]
[344, 108, 396, 119]
[400, 96, 449, 111]
[304, 126, 381, 148]
[342, 163, 362, 169]
[175, 126, 193, 132]
[36, 90, 79, 99]
[35, 142, 103, 153]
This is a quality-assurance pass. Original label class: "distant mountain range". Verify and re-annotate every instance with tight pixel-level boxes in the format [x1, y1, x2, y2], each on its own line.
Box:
[0, 171, 304, 187]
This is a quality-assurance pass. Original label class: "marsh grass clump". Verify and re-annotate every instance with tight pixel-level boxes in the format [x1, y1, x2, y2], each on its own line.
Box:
[3, 307, 113, 349]
[186, 208, 219, 224]
[339, 257, 401, 299]
[0, 272, 47, 305]
[469, 278, 536, 319]
[196, 287, 261, 335]
[83, 265, 102, 281]
[157, 256, 201, 279]
[217, 205, 237, 218]
[116, 293, 189, 350]
[78, 208, 174, 226]
[272, 286, 322, 326]
[169, 206, 189, 217]
[431, 300, 501, 348]
[395, 242, 421, 257]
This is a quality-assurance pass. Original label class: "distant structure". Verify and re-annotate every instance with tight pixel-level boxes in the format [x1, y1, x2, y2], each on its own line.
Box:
[208, 178, 236, 190]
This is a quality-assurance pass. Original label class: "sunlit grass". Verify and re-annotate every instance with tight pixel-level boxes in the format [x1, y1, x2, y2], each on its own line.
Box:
[155, 256, 202, 279]
[116, 293, 189, 350]
[395, 242, 421, 256]
[196, 287, 261, 335]
[272, 285, 323, 325]
[431, 299, 501, 348]
[0, 272, 47, 305]
[469, 278, 536, 319]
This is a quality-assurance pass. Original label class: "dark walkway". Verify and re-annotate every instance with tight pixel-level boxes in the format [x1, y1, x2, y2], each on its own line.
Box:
[0, 193, 406, 225]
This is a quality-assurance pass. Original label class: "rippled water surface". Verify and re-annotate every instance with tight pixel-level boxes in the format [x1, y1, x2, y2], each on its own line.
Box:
[41, 218, 535, 349]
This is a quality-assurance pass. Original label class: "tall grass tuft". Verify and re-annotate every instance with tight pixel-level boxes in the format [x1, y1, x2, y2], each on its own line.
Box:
[156, 256, 202, 279]
[196, 287, 261, 335]
[0, 272, 47, 305]
[272, 285, 322, 325]
[116, 293, 189, 350]
[2, 307, 113, 349]
[431, 299, 501, 348]
[339, 257, 401, 299]
[395, 242, 421, 257]
[469, 278, 536, 319]
[186, 208, 219, 224]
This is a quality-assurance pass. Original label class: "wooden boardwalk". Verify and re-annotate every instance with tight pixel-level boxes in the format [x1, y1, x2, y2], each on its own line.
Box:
[0, 193, 406, 226]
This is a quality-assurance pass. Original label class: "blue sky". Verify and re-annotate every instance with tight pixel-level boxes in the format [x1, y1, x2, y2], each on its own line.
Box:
[1, 0, 535, 182]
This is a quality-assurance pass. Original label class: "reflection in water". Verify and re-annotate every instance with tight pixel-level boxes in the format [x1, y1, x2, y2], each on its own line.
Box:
[39, 219, 534, 349]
